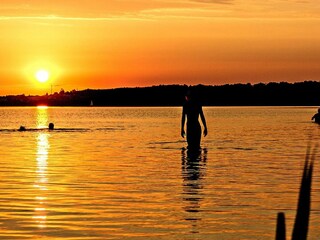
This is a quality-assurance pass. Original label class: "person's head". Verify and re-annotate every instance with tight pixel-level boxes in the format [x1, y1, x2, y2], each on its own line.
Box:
[185, 90, 192, 102]
[48, 122, 54, 130]
[185, 88, 199, 102]
[19, 126, 26, 131]
[318, 108, 320, 113]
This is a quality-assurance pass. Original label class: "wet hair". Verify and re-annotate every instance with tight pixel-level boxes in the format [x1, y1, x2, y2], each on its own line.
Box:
[48, 123, 54, 130]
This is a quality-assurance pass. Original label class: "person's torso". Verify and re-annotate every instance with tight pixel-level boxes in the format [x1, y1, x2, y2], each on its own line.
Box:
[185, 102, 201, 123]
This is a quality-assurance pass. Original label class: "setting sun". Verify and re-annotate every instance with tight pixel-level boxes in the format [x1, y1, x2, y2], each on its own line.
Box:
[36, 70, 49, 83]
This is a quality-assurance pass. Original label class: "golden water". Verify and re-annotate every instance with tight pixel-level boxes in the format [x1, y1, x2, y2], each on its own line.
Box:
[0, 106, 319, 239]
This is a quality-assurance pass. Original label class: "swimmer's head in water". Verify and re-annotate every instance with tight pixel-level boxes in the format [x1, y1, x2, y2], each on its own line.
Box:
[19, 126, 26, 131]
[48, 123, 54, 130]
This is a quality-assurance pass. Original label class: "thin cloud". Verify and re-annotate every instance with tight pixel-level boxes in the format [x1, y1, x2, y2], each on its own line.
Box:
[139, 7, 234, 19]
[0, 15, 149, 22]
[190, 0, 233, 4]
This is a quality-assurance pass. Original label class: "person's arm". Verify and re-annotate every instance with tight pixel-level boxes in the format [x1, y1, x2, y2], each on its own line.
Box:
[200, 106, 207, 137]
[312, 114, 316, 120]
[181, 106, 186, 138]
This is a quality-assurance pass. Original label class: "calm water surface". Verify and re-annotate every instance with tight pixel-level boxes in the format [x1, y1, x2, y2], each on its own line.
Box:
[0, 106, 319, 239]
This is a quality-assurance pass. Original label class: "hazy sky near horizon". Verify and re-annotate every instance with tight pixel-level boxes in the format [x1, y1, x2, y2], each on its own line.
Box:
[1, 0, 320, 95]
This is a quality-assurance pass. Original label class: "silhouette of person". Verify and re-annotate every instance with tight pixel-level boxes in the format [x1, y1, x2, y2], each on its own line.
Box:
[311, 108, 320, 123]
[48, 123, 54, 130]
[181, 89, 207, 150]
[18, 126, 26, 131]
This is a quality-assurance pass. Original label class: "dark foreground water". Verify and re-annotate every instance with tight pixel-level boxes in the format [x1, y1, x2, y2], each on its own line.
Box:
[0, 106, 319, 239]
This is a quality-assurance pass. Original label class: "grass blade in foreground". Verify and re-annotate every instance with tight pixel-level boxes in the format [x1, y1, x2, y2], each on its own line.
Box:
[291, 149, 314, 240]
[274, 147, 315, 240]
[275, 212, 286, 240]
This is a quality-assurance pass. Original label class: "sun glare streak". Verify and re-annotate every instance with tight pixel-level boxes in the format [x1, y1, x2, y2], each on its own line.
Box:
[37, 105, 48, 109]
[34, 107, 50, 228]
[36, 106, 49, 128]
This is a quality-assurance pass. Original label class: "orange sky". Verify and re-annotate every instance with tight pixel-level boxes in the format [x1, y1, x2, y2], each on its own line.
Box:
[1, 0, 320, 95]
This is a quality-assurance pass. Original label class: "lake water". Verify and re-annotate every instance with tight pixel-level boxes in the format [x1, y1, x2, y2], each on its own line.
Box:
[0, 106, 319, 239]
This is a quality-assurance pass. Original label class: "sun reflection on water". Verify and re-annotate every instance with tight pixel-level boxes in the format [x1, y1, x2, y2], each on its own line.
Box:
[33, 107, 49, 228]
[36, 106, 49, 128]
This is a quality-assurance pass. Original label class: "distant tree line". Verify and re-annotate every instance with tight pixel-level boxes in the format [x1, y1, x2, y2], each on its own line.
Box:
[0, 81, 320, 106]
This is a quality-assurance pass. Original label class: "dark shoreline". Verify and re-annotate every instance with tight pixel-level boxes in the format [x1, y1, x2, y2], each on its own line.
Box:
[1, 81, 320, 107]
